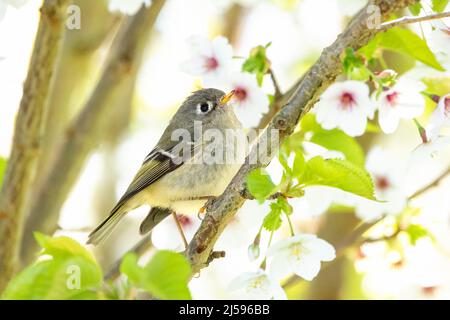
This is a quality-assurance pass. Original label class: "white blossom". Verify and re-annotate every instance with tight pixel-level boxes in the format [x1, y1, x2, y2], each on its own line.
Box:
[267, 234, 335, 281]
[228, 269, 286, 300]
[315, 81, 374, 137]
[410, 136, 450, 165]
[428, 94, 450, 139]
[181, 35, 234, 87]
[428, 22, 450, 55]
[224, 72, 269, 128]
[108, 0, 151, 16]
[375, 78, 426, 134]
[151, 213, 200, 251]
[355, 148, 407, 221]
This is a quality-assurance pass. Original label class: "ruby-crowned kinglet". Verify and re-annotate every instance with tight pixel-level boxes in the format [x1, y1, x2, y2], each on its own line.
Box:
[87, 88, 241, 245]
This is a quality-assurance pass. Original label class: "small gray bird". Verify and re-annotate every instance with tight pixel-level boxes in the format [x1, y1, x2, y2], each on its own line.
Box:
[87, 88, 242, 245]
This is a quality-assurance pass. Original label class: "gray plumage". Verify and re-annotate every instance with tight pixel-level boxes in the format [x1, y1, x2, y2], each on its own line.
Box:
[87, 88, 243, 245]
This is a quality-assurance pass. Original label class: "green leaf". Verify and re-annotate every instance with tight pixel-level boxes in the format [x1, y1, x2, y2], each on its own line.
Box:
[310, 130, 365, 166]
[2, 235, 102, 300]
[278, 149, 292, 177]
[299, 114, 365, 166]
[35, 233, 97, 264]
[409, 3, 422, 15]
[292, 151, 305, 178]
[246, 168, 277, 202]
[285, 185, 305, 198]
[300, 113, 322, 133]
[0, 157, 7, 187]
[120, 251, 192, 300]
[302, 156, 376, 200]
[342, 47, 371, 81]
[405, 224, 431, 245]
[277, 196, 293, 215]
[378, 28, 444, 71]
[263, 203, 283, 231]
[242, 44, 271, 86]
[432, 0, 449, 12]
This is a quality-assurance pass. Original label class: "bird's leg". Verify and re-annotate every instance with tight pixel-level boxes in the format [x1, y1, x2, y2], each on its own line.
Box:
[193, 196, 217, 218]
[172, 212, 189, 249]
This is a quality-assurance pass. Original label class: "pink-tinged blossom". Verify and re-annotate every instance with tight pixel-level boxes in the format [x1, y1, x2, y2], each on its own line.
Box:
[355, 148, 407, 221]
[225, 73, 269, 128]
[315, 81, 374, 137]
[375, 79, 426, 134]
[181, 36, 234, 87]
[428, 94, 450, 139]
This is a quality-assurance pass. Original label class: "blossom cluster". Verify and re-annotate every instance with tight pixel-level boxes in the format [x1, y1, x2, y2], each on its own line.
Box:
[180, 36, 269, 128]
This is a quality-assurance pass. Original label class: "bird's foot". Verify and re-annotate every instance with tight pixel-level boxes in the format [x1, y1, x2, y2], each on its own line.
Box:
[197, 196, 217, 220]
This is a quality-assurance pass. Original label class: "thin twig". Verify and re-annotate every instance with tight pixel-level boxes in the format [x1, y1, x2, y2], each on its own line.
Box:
[409, 166, 450, 199]
[269, 68, 282, 99]
[380, 11, 450, 29]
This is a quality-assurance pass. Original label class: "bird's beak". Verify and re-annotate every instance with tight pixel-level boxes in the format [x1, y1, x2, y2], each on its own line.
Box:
[219, 90, 235, 107]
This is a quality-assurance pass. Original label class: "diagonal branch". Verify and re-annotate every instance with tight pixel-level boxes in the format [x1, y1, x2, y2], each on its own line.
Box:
[0, 0, 71, 293]
[20, 0, 167, 266]
[186, 0, 419, 276]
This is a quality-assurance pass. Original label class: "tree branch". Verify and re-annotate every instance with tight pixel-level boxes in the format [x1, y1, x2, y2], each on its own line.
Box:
[409, 166, 450, 199]
[20, 0, 167, 266]
[380, 11, 450, 29]
[186, 0, 419, 277]
[0, 0, 71, 293]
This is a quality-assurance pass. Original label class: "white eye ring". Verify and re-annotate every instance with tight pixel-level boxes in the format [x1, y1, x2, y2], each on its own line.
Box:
[196, 101, 213, 114]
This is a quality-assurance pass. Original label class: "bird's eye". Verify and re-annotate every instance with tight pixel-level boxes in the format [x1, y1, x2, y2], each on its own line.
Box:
[197, 101, 212, 114]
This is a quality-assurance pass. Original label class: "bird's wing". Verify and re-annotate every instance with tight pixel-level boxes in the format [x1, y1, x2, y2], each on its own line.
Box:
[118, 140, 198, 205]
[87, 140, 199, 245]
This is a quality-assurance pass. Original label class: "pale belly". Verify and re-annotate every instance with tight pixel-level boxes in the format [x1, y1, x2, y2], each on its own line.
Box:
[141, 162, 241, 214]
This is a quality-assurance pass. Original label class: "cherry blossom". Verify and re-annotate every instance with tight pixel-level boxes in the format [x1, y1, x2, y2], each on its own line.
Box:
[151, 213, 200, 251]
[375, 78, 426, 134]
[224, 72, 269, 128]
[410, 136, 450, 165]
[108, 0, 152, 16]
[228, 269, 286, 300]
[267, 234, 335, 281]
[428, 21, 450, 55]
[355, 148, 407, 221]
[315, 81, 374, 137]
[181, 36, 234, 87]
[428, 94, 450, 139]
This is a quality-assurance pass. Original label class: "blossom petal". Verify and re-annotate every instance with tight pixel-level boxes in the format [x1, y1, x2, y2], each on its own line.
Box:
[305, 238, 336, 261]
[378, 104, 400, 134]
[269, 254, 292, 280]
[289, 257, 322, 281]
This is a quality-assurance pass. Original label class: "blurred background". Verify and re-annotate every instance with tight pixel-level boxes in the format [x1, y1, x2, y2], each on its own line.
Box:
[1, 0, 450, 299]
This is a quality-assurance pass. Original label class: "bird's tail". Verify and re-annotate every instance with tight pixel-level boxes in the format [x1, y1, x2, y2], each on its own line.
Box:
[87, 203, 127, 245]
[139, 207, 173, 235]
